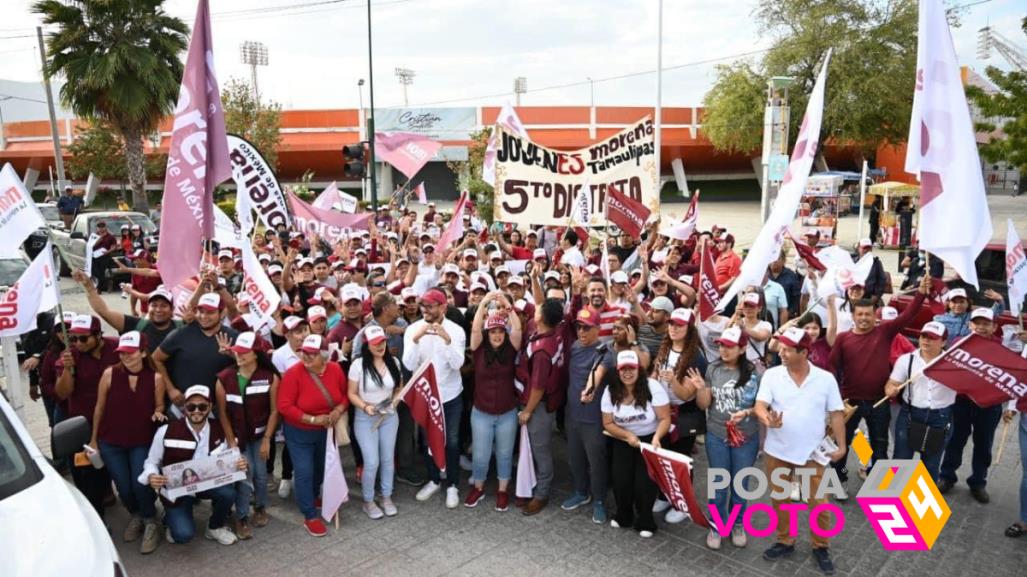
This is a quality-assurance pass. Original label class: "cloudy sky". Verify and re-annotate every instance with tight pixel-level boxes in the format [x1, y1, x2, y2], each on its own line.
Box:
[0, 0, 1022, 113]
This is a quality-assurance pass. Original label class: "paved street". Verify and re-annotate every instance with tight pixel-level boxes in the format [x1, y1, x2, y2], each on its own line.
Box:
[8, 194, 1027, 577]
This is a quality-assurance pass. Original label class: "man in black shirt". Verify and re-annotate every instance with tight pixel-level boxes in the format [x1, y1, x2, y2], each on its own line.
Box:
[73, 270, 181, 351]
[153, 293, 239, 410]
[768, 251, 803, 316]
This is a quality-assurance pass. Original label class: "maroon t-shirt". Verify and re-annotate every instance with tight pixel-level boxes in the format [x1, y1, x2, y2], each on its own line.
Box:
[517, 328, 566, 412]
[57, 337, 120, 424]
[472, 343, 519, 415]
[829, 293, 925, 400]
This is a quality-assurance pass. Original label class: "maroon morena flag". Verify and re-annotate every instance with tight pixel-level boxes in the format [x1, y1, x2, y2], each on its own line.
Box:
[786, 230, 826, 272]
[605, 185, 650, 238]
[400, 362, 447, 472]
[159, 0, 231, 289]
[697, 241, 721, 321]
[923, 334, 1027, 407]
[640, 444, 708, 527]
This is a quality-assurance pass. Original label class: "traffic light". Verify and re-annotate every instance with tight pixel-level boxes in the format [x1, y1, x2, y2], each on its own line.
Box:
[343, 143, 367, 177]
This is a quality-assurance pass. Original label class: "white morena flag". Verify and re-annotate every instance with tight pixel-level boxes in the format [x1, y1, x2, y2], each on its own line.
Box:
[482, 102, 528, 186]
[904, 0, 992, 288]
[661, 189, 700, 241]
[337, 190, 359, 214]
[719, 50, 832, 309]
[38, 241, 60, 313]
[1007, 219, 1026, 317]
[570, 180, 591, 226]
[240, 241, 281, 331]
[414, 182, 427, 205]
[0, 246, 57, 336]
[312, 182, 342, 210]
[213, 205, 244, 249]
[0, 164, 47, 254]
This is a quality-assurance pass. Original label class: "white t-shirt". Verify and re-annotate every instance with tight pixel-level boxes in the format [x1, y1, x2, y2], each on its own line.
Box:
[889, 351, 956, 410]
[698, 317, 730, 361]
[757, 363, 844, 466]
[742, 320, 773, 363]
[271, 343, 300, 374]
[348, 357, 399, 405]
[601, 378, 670, 436]
[657, 349, 685, 406]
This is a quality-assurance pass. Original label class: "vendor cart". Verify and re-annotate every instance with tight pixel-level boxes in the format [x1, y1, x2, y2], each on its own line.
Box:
[867, 181, 919, 248]
[798, 174, 843, 246]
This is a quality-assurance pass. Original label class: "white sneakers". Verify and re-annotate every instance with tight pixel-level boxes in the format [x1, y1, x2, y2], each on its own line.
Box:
[363, 501, 385, 520]
[445, 487, 460, 509]
[652, 499, 671, 513]
[278, 479, 293, 499]
[380, 497, 398, 517]
[665, 508, 687, 524]
[639, 530, 653, 538]
[204, 526, 238, 546]
[706, 529, 722, 550]
[415, 481, 441, 502]
[731, 526, 747, 547]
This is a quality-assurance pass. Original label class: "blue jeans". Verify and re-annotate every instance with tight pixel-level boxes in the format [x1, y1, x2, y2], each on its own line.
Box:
[284, 423, 327, 520]
[353, 410, 398, 502]
[470, 407, 517, 483]
[424, 396, 462, 488]
[893, 406, 953, 482]
[164, 485, 236, 544]
[1019, 417, 1027, 524]
[236, 441, 269, 518]
[940, 397, 1003, 488]
[705, 430, 759, 529]
[99, 442, 156, 520]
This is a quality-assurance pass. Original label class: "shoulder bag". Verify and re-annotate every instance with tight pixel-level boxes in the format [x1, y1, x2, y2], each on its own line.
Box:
[307, 368, 351, 446]
[903, 354, 949, 455]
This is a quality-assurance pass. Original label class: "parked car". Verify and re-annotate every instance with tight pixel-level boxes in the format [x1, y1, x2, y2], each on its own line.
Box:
[51, 211, 157, 280]
[0, 393, 128, 576]
[21, 204, 64, 262]
[36, 203, 64, 230]
[0, 251, 30, 288]
[891, 242, 1027, 339]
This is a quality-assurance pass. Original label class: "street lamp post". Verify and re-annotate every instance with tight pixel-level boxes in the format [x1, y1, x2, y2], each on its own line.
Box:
[395, 67, 415, 106]
[358, 78, 367, 202]
[760, 76, 794, 224]
[513, 77, 527, 106]
[366, 0, 378, 212]
[240, 41, 269, 106]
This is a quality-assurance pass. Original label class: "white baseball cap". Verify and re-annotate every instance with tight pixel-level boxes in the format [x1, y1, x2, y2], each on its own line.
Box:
[231, 332, 258, 353]
[970, 307, 994, 321]
[859, 238, 873, 248]
[364, 325, 387, 346]
[197, 293, 222, 311]
[533, 248, 547, 260]
[340, 286, 363, 303]
[920, 321, 947, 340]
[507, 275, 525, 286]
[442, 264, 460, 275]
[715, 326, 747, 348]
[307, 305, 327, 321]
[283, 316, 307, 332]
[616, 350, 640, 370]
[669, 308, 694, 326]
[218, 249, 234, 260]
[463, 248, 478, 259]
[490, 251, 504, 262]
[495, 265, 510, 276]
[544, 270, 561, 282]
[300, 334, 325, 354]
[946, 288, 968, 301]
[147, 286, 173, 303]
[267, 264, 284, 275]
[611, 270, 629, 284]
[470, 282, 488, 293]
[116, 331, 144, 353]
[401, 287, 418, 302]
[183, 385, 211, 400]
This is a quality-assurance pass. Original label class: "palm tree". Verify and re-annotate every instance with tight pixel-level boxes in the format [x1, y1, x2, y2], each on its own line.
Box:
[34, 0, 188, 212]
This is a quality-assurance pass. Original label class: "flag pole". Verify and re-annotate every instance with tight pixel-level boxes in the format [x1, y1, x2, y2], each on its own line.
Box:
[872, 333, 972, 408]
[994, 419, 1011, 466]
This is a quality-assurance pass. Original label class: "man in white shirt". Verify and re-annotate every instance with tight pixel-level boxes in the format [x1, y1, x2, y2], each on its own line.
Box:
[269, 315, 309, 498]
[755, 327, 846, 574]
[139, 386, 246, 546]
[402, 288, 467, 508]
[884, 321, 955, 482]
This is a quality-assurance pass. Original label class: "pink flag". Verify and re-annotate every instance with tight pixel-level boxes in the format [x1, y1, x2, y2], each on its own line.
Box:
[515, 424, 536, 499]
[414, 182, 427, 205]
[904, 0, 992, 288]
[399, 362, 447, 472]
[661, 189, 700, 241]
[697, 241, 721, 321]
[158, 0, 231, 290]
[289, 192, 372, 243]
[482, 103, 528, 186]
[1006, 220, 1026, 318]
[374, 132, 442, 179]
[437, 190, 469, 250]
[313, 181, 342, 210]
[640, 443, 708, 528]
[321, 429, 350, 522]
[923, 334, 1025, 407]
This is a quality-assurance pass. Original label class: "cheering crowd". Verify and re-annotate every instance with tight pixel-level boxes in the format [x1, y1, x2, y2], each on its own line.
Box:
[21, 202, 1027, 575]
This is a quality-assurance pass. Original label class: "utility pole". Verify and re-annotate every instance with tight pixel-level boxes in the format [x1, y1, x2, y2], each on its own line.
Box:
[240, 41, 269, 106]
[654, 0, 663, 197]
[358, 78, 366, 202]
[395, 67, 415, 106]
[367, 0, 378, 212]
[37, 26, 66, 191]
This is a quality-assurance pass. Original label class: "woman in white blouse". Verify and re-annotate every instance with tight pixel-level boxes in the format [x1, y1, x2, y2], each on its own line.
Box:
[601, 350, 671, 538]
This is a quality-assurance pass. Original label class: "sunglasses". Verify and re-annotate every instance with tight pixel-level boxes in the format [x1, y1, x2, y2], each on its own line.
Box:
[185, 403, 209, 413]
[69, 335, 92, 343]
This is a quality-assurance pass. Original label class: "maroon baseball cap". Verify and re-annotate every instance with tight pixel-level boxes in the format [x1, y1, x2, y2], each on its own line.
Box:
[421, 289, 447, 306]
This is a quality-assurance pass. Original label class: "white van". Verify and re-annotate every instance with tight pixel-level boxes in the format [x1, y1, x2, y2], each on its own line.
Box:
[0, 393, 127, 576]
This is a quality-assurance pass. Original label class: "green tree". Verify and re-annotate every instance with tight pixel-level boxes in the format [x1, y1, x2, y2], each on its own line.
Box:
[966, 18, 1027, 189]
[702, 0, 919, 162]
[447, 127, 493, 225]
[66, 120, 168, 190]
[222, 77, 283, 171]
[34, 0, 188, 212]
